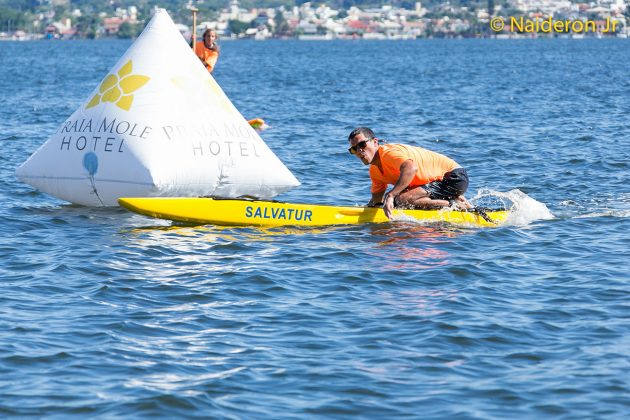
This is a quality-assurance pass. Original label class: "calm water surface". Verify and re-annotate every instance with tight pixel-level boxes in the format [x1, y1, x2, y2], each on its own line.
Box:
[0, 38, 629, 417]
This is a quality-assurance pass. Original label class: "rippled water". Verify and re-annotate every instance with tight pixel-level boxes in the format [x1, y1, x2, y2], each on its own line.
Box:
[1, 39, 629, 417]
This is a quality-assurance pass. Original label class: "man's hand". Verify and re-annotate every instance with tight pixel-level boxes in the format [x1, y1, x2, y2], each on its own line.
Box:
[368, 191, 385, 208]
[383, 192, 396, 219]
[382, 159, 415, 219]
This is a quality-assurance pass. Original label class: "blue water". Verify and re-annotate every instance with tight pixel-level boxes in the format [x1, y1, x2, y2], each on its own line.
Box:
[1, 39, 629, 417]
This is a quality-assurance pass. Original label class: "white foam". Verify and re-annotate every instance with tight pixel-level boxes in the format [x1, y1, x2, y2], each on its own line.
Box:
[392, 213, 432, 225]
[574, 210, 630, 218]
[471, 189, 554, 227]
[560, 192, 630, 219]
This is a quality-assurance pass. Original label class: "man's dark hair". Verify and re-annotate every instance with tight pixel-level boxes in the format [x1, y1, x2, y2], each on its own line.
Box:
[348, 127, 375, 142]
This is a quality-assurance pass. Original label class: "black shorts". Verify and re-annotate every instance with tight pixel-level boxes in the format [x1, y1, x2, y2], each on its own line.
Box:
[422, 168, 469, 201]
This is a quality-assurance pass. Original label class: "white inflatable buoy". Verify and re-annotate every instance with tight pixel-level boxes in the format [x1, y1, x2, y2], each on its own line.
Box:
[16, 9, 300, 206]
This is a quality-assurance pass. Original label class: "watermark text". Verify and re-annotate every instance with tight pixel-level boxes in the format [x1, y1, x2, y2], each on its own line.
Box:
[490, 16, 619, 34]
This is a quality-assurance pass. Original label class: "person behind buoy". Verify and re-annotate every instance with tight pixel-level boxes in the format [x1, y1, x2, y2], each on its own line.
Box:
[195, 29, 220, 73]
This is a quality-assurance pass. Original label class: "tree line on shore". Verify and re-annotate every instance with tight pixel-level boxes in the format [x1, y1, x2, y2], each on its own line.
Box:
[1, 0, 504, 38]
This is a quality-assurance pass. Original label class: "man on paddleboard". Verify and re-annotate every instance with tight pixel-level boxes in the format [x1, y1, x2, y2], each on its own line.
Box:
[348, 127, 471, 219]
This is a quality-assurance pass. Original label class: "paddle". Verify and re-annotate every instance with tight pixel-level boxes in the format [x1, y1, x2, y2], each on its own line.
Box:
[190, 7, 198, 49]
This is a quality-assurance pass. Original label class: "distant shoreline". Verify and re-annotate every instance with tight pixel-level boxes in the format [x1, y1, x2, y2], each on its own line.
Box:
[1, 34, 628, 42]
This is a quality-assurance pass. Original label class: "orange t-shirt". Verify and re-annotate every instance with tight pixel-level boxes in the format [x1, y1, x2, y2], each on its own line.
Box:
[369, 143, 459, 193]
[195, 41, 219, 72]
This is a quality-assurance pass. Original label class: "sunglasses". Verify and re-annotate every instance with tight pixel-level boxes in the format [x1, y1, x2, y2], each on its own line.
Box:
[348, 138, 373, 155]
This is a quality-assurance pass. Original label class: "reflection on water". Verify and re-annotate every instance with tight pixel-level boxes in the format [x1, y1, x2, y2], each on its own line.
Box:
[380, 288, 459, 316]
[121, 222, 341, 243]
[365, 223, 463, 270]
[120, 224, 246, 246]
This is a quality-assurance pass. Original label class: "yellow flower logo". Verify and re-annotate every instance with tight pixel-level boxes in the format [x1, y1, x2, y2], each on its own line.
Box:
[86, 60, 150, 111]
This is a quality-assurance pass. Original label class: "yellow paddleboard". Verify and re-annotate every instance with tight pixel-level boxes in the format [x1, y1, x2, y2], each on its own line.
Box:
[119, 197, 508, 228]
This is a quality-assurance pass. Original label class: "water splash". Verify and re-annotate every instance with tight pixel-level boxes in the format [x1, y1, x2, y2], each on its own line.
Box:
[471, 189, 554, 226]
[393, 189, 553, 228]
